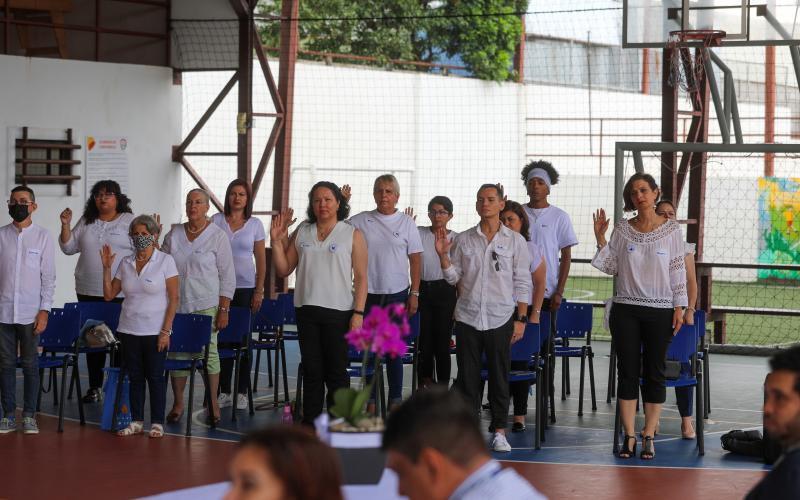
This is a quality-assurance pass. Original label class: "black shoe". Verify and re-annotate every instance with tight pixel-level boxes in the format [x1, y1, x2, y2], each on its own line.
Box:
[618, 435, 637, 459]
[511, 421, 526, 433]
[481, 403, 491, 410]
[82, 388, 102, 403]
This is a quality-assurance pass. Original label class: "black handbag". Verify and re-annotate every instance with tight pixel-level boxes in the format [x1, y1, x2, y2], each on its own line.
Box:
[664, 359, 682, 380]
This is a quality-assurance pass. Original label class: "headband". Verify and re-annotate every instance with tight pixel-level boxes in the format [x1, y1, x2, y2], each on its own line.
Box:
[526, 168, 552, 189]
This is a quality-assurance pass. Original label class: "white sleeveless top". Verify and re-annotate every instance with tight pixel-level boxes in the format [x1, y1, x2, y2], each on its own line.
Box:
[293, 221, 355, 311]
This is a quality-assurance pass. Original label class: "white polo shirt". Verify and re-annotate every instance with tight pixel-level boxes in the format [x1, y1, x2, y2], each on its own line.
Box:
[59, 213, 135, 297]
[349, 209, 423, 295]
[0, 223, 56, 325]
[115, 250, 179, 336]
[523, 204, 578, 299]
[161, 223, 236, 313]
[527, 240, 545, 305]
[211, 212, 266, 289]
[418, 226, 456, 282]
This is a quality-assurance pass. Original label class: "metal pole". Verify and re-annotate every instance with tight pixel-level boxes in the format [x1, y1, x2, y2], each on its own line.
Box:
[587, 31, 593, 157]
[709, 50, 743, 144]
[702, 48, 730, 143]
[237, 4, 254, 183]
[641, 48, 650, 94]
[765, 45, 776, 176]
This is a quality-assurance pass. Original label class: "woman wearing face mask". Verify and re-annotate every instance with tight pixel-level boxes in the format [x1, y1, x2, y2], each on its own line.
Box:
[101, 215, 179, 438]
[500, 201, 546, 432]
[59, 180, 135, 403]
[161, 189, 236, 425]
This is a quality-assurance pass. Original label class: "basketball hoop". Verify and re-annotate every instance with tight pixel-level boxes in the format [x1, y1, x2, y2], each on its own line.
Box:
[666, 30, 726, 92]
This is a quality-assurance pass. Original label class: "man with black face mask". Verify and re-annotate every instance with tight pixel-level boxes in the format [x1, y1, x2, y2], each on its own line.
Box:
[0, 186, 56, 435]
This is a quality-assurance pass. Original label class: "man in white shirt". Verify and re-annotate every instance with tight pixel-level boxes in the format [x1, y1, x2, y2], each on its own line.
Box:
[521, 160, 578, 422]
[436, 184, 531, 452]
[0, 186, 56, 435]
[383, 387, 546, 500]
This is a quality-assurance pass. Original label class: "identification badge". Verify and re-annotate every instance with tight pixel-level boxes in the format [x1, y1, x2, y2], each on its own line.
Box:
[627, 244, 636, 253]
[329, 243, 338, 253]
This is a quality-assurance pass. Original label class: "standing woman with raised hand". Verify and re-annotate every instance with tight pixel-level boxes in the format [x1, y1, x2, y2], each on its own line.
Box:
[271, 181, 367, 425]
[59, 179, 135, 403]
[592, 173, 688, 460]
[211, 179, 266, 411]
[102, 215, 179, 438]
[162, 188, 236, 425]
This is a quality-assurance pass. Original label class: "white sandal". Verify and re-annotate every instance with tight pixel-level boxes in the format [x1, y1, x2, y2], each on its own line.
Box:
[149, 423, 164, 438]
[117, 421, 144, 436]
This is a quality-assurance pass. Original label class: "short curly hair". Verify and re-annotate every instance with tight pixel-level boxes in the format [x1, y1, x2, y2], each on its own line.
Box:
[521, 160, 560, 186]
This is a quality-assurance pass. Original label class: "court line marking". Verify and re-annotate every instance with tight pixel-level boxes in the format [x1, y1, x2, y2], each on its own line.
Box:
[499, 458, 768, 472]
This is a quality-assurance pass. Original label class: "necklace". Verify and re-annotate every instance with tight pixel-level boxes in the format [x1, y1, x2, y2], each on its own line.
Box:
[317, 222, 336, 240]
[135, 252, 152, 262]
[186, 219, 208, 234]
[527, 204, 549, 224]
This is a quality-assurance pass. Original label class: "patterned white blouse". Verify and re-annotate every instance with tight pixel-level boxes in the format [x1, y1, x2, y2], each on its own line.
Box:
[591, 218, 688, 309]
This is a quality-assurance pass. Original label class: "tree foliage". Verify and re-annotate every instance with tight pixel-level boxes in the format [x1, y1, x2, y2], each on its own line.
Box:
[257, 0, 528, 81]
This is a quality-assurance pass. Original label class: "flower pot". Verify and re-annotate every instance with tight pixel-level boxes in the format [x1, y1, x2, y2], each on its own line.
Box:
[329, 429, 386, 485]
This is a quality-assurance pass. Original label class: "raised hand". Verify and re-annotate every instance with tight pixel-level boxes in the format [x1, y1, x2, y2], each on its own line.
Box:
[434, 227, 453, 256]
[100, 244, 117, 269]
[270, 208, 294, 243]
[284, 208, 297, 228]
[404, 206, 416, 222]
[60, 208, 72, 226]
[593, 208, 609, 243]
[151, 213, 163, 235]
[341, 184, 352, 202]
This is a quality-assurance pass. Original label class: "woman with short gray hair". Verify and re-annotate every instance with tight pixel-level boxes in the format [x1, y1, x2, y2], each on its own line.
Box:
[161, 189, 236, 425]
[101, 214, 179, 438]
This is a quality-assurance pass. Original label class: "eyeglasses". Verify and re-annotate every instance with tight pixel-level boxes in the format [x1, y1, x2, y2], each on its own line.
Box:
[186, 199, 207, 207]
[491, 251, 500, 271]
[7, 200, 33, 206]
[94, 192, 116, 200]
[428, 210, 450, 217]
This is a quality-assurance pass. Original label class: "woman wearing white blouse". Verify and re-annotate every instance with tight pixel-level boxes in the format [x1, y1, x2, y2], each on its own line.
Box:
[101, 215, 179, 438]
[161, 189, 236, 425]
[211, 179, 266, 411]
[592, 173, 687, 460]
[59, 180, 135, 403]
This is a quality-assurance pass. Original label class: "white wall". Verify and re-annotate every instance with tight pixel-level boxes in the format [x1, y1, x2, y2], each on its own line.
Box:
[0, 54, 183, 308]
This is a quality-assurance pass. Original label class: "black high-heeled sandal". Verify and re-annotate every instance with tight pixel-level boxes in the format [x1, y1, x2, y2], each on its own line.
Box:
[640, 435, 655, 460]
[618, 435, 637, 459]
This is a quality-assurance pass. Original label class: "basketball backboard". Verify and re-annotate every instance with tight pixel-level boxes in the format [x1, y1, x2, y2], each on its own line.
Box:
[623, 0, 800, 47]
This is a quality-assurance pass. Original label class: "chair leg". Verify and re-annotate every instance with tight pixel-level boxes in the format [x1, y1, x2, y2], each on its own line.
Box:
[112, 367, 125, 433]
[612, 397, 621, 455]
[561, 354, 567, 401]
[578, 352, 586, 417]
[588, 349, 597, 411]
[73, 362, 85, 425]
[58, 359, 69, 433]
[37, 368, 44, 412]
[280, 340, 290, 404]
[52, 366, 59, 407]
[232, 351, 241, 423]
[703, 349, 711, 418]
[252, 349, 261, 393]
[246, 350, 255, 416]
[535, 370, 542, 450]
[606, 342, 615, 403]
[697, 374, 705, 456]
[186, 362, 196, 437]
[272, 344, 281, 407]
[67, 360, 75, 400]
[267, 345, 274, 388]
[564, 342, 571, 395]
[294, 362, 303, 422]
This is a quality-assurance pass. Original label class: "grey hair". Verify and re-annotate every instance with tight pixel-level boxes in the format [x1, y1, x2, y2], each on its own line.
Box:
[129, 214, 161, 236]
[186, 188, 210, 204]
[373, 174, 400, 196]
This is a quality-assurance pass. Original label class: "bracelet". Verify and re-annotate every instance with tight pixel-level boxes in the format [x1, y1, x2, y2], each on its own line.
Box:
[686, 306, 696, 312]
[254, 289, 265, 295]
[159, 329, 172, 336]
[553, 291, 563, 297]
[409, 290, 420, 297]
[218, 306, 230, 313]
[353, 310, 364, 316]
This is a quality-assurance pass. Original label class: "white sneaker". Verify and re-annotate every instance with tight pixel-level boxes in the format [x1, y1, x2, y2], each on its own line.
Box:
[236, 393, 248, 410]
[491, 432, 512, 452]
[217, 393, 233, 408]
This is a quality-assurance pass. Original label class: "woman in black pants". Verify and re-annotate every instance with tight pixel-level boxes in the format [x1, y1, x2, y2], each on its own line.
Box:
[417, 196, 458, 387]
[592, 173, 687, 459]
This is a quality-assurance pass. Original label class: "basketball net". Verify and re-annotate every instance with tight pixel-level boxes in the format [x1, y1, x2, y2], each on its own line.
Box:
[666, 30, 726, 93]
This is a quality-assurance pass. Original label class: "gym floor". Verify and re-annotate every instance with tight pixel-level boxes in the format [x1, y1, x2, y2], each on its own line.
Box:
[0, 340, 770, 499]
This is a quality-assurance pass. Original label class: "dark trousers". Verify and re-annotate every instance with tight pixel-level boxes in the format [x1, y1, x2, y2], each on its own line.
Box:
[119, 333, 166, 424]
[219, 288, 254, 394]
[455, 318, 514, 431]
[77, 294, 124, 390]
[610, 303, 674, 404]
[366, 290, 408, 402]
[0, 323, 38, 418]
[296, 305, 351, 424]
[418, 280, 456, 385]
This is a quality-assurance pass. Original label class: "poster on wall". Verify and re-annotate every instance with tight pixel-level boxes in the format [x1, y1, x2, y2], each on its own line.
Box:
[86, 136, 130, 194]
[758, 177, 800, 282]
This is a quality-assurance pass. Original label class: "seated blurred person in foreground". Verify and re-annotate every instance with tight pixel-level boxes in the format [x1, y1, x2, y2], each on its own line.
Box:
[383, 387, 546, 500]
[746, 346, 800, 500]
[225, 426, 343, 500]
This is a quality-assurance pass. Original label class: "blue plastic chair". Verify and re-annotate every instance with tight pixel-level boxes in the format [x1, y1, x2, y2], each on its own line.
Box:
[479, 319, 547, 450]
[612, 317, 705, 456]
[251, 298, 289, 405]
[694, 311, 711, 418]
[162, 313, 212, 436]
[63, 301, 122, 399]
[35, 308, 85, 432]
[554, 303, 596, 416]
[217, 307, 254, 421]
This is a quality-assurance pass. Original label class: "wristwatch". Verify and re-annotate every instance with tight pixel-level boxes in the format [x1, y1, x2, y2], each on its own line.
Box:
[409, 290, 420, 297]
[514, 314, 527, 323]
